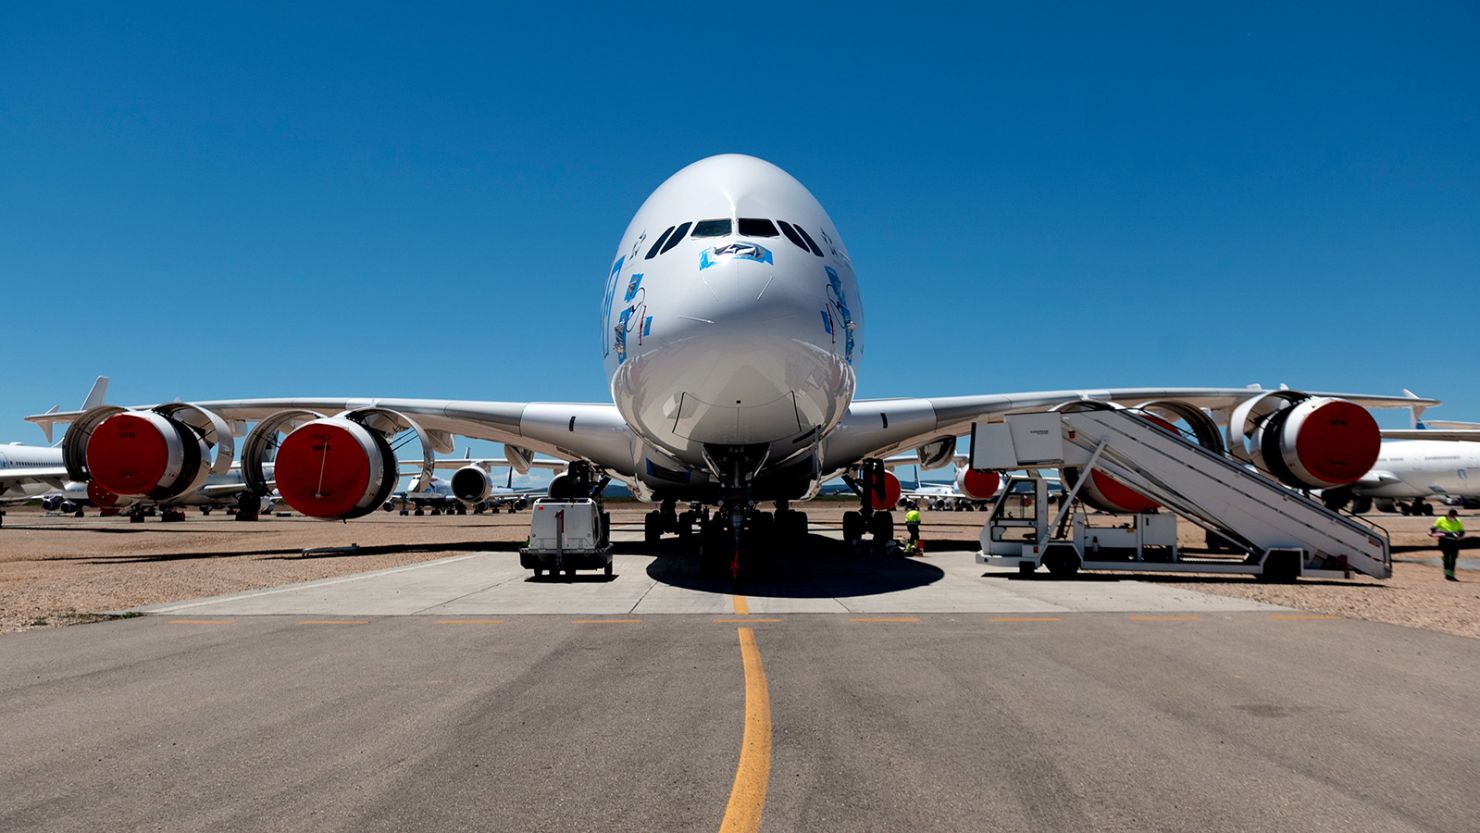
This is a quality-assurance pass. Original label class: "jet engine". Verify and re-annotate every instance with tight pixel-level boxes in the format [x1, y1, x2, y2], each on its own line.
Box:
[954, 467, 1001, 501]
[1228, 392, 1380, 489]
[1055, 401, 1180, 514]
[450, 465, 494, 503]
[86, 480, 131, 509]
[70, 404, 234, 501]
[869, 470, 901, 510]
[271, 417, 398, 520]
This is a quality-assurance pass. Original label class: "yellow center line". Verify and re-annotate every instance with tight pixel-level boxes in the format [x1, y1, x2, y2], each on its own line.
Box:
[731, 594, 750, 616]
[571, 618, 642, 624]
[1269, 613, 1339, 621]
[719, 627, 771, 833]
[849, 616, 920, 624]
[1127, 614, 1200, 622]
[298, 619, 369, 625]
[714, 617, 783, 623]
[433, 618, 505, 625]
[990, 616, 1061, 623]
[168, 619, 234, 625]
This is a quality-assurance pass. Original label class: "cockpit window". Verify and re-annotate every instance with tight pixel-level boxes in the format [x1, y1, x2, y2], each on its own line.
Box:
[738, 218, 779, 237]
[792, 224, 825, 256]
[659, 221, 692, 254]
[646, 226, 675, 259]
[691, 218, 732, 238]
[777, 220, 810, 253]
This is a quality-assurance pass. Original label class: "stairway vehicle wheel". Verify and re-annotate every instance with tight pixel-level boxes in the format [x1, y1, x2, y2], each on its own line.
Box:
[1018, 561, 1037, 577]
[1257, 550, 1301, 583]
[1042, 545, 1081, 579]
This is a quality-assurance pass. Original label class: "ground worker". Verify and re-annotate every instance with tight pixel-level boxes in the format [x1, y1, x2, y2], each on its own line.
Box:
[904, 505, 923, 555]
[1431, 509, 1465, 582]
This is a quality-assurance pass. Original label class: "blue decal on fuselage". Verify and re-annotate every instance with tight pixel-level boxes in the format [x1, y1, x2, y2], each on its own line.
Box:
[825, 266, 855, 364]
[699, 242, 774, 270]
[601, 256, 625, 357]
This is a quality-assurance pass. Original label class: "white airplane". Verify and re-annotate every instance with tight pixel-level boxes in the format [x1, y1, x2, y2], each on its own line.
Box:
[384, 456, 559, 515]
[27, 155, 1433, 564]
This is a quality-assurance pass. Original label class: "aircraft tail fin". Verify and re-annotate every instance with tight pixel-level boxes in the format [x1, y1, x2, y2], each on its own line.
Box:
[81, 376, 109, 411]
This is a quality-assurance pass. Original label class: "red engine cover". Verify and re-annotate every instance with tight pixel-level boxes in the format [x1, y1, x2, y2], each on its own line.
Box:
[869, 471, 902, 511]
[1080, 413, 1177, 513]
[86, 479, 121, 508]
[956, 468, 1001, 501]
[273, 421, 379, 518]
[1291, 400, 1380, 487]
[86, 413, 170, 496]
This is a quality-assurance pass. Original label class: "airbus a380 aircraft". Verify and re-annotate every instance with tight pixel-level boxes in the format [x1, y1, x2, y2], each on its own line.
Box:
[30, 155, 1433, 562]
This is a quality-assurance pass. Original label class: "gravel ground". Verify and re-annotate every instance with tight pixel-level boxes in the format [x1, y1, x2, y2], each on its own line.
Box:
[1, 503, 1473, 638]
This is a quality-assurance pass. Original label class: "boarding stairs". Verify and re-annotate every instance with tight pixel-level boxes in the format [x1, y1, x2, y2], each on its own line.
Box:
[976, 410, 1391, 580]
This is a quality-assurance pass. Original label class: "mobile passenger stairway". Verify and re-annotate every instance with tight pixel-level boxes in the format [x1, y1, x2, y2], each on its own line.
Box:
[974, 411, 1391, 581]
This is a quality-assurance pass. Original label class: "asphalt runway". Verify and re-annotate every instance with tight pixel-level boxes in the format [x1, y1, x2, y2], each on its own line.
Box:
[2, 542, 1478, 833]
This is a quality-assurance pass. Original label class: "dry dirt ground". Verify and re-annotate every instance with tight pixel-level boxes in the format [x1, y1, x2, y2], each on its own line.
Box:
[1, 503, 1475, 638]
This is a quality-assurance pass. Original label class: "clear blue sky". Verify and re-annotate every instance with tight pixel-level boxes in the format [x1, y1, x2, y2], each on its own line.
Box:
[2, 2, 1476, 456]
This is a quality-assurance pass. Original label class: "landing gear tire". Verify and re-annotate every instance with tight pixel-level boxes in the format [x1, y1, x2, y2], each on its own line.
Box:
[533, 568, 544, 578]
[868, 511, 894, 542]
[604, 562, 613, 579]
[644, 510, 663, 545]
[842, 511, 865, 542]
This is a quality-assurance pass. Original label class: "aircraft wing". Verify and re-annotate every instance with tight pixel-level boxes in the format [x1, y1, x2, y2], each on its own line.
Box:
[826, 387, 1438, 468]
[0, 467, 70, 490]
[27, 398, 637, 476]
[400, 457, 568, 472]
[1381, 429, 1480, 442]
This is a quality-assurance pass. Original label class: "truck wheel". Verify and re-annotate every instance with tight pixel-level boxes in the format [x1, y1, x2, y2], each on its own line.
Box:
[604, 562, 613, 578]
[1042, 546, 1081, 578]
[533, 568, 544, 578]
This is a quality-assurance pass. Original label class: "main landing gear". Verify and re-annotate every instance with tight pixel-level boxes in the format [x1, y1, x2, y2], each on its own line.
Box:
[841, 460, 896, 549]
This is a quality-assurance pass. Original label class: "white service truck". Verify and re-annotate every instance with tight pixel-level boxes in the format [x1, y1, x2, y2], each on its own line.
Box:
[520, 498, 613, 578]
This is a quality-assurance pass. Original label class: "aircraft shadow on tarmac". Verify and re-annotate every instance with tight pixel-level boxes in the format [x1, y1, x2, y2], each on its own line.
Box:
[637, 535, 946, 598]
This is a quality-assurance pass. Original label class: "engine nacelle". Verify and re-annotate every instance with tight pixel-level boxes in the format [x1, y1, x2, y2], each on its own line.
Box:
[272, 416, 399, 520]
[69, 404, 234, 503]
[86, 480, 132, 509]
[450, 465, 493, 502]
[868, 470, 901, 511]
[954, 467, 1001, 501]
[1056, 401, 1176, 514]
[84, 411, 205, 500]
[1230, 393, 1380, 489]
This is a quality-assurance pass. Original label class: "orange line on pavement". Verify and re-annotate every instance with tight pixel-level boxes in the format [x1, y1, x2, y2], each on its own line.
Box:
[718, 627, 771, 833]
[714, 617, 783, 623]
[732, 594, 750, 616]
[571, 618, 641, 624]
[298, 619, 369, 625]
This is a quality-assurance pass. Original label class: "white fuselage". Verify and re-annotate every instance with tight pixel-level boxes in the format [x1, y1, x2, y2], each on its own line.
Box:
[602, 155, 862, 482]
[1358, 440, 1480, 499]
[0, 443, 65, 499]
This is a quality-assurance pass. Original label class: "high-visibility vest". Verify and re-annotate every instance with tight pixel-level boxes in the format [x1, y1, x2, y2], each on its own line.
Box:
[1435, 516, 1465, 535]
[905, 509, 921, 524]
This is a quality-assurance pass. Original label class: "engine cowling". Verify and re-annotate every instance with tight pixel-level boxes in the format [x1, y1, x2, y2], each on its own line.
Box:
[868, 470, 901, 511]
[86, 480, 131, 509]
[954, 467, 1001, 501]
[450, 466, 492, 502]
[1057, 403, 1176, 513]
[1232, 394, 1380, 489]
[85, 411, 209, 500]
[272, 417, 398, 519]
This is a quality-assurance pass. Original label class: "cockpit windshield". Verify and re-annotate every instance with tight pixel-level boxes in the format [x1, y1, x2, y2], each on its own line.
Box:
[691, 218, 732, 238]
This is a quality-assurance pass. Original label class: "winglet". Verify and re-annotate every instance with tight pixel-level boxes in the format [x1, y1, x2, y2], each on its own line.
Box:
[1402, 389, 1429, 429]
[40, 405, 59, 445]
